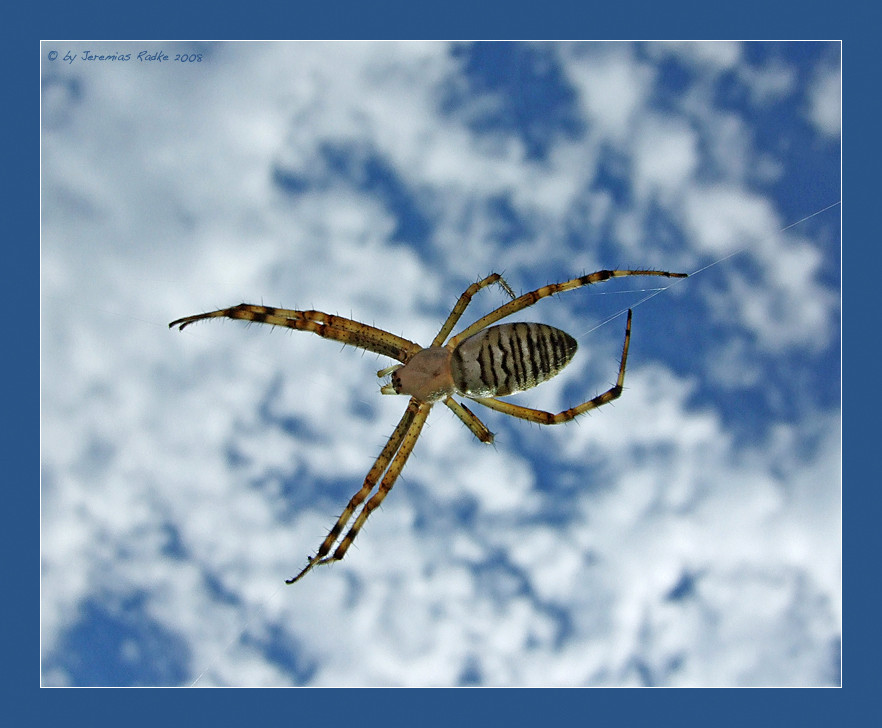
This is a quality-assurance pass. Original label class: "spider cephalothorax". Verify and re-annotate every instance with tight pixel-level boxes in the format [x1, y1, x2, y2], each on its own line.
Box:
[170, 269, 686, 583]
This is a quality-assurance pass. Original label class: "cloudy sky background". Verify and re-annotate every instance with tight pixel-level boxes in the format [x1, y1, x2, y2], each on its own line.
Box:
[40, 41, 841, 687]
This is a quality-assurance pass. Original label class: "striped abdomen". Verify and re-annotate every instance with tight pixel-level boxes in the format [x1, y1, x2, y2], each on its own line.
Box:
[450, 323, 577, 398]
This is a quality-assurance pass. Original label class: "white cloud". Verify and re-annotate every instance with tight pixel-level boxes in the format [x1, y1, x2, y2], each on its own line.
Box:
[680, 184, 837, 352]
[631, 114, 700, 201]
[738, 59, 797, 106]
[808, 63, 841, 138]
[649, 41, 742, 73]
[564, 44, 654, 144]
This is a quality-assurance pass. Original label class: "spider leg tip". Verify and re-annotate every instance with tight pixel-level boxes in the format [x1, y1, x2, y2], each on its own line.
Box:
[169, 318, 192, 331]
[285, 555, 320, 584]
[286, 567, 309, 584]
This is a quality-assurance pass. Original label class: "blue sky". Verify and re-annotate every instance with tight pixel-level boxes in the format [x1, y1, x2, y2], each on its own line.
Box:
[40, 41, 840, 687]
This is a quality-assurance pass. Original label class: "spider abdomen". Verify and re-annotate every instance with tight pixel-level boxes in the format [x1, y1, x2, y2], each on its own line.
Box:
[450, 322, 577, 398]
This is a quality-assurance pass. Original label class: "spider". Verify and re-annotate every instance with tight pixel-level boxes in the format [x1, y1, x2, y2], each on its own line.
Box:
[169, 269, 687, 583]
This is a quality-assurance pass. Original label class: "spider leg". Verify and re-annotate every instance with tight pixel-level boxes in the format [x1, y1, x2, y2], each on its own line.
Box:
[307, 400, 432, 575]
[471, 309, 633, 424]
[446, 269, 686, 349]
[432, 273, 515, 347]
[170, 304, 421, 363]
[286, 398, 426, 583]
[444, 396, 495, 444]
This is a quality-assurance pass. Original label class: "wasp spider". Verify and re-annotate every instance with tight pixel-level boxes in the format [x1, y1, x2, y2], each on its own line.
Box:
[169, 269, 686, 583]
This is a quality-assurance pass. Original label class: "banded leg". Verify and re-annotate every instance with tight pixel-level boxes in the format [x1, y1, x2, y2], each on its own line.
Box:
[287, 397, 421, 583]
[432, 273, 515, 347]
[170, 304, 421, 363]
[471, 309, 633, 424]
[308, 401, 432, 573]
[446, 270, 686, 349]
[444, 397, 495, 444]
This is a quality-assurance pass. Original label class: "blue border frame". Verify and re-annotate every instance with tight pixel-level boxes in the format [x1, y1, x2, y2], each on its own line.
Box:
[23, 0, 866, 722]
